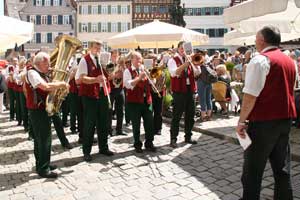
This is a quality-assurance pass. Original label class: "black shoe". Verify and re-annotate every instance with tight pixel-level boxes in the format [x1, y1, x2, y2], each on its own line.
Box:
[170, 139, 177, 148]
[125, 122, 130, 127]
[135, 147, 143, 153]
[99, 149, 114, 156]
[184, 139, 197, 144]
[93, 138, 97, 144]
[71, 130, 77, 134]
[108, 131, 113, 137]
[84, 154, 92, 162]
[39, 171, 58, 178]
[63, 143, 73, 149]
[63, 123, 70, 128]
[49, 165, 57, 170]
[116, 131, 126, 136]
[17, 122, 22, 126]
[28, 136, 33, 141]
[78, 138, 83, 144]
[145, 144, 157, 152]
[155, 130, 162, 135]
[24, 128, 29, 132]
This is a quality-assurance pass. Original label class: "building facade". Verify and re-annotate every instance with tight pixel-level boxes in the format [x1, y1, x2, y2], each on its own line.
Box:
[77, 0, 132, 51]
[182, 0, 231, 54]
[19, 0, 76, 57]
[132, 0, 174, 28]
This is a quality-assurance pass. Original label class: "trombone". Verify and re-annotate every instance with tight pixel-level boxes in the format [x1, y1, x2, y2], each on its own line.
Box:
[141, 68, 162, 98]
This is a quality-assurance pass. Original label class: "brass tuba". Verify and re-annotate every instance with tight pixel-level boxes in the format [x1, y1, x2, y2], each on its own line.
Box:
[45, 35, 82, 116]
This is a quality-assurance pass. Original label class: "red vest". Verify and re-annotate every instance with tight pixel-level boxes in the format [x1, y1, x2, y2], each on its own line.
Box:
[78, 54, 111, 99]
[69, 78, 78, 94]
[248, 48, 297, 121]
[25, 66, 49, 110]
[7, 65, 16, 89]
[126, 67, 152, 104]
[171, 56, 196, 93]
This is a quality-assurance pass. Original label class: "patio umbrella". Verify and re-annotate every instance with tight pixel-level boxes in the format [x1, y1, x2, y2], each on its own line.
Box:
[107, 20, 209, 50]
[0, 16, 34, 51]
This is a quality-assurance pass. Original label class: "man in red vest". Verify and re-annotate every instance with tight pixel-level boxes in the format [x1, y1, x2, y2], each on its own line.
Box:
[123, 51, 157, 153]
[77, 40, 114, 162]
[25, 52, 69, 178]
[236, 26, 296, 200]
[168, 41, 201, 148]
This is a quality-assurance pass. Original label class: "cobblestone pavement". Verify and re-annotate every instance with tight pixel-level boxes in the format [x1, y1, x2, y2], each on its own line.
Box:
[0, 111, 300, 200]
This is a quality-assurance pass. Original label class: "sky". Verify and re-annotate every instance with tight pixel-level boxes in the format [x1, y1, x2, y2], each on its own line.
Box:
[0, 0, 3, 16]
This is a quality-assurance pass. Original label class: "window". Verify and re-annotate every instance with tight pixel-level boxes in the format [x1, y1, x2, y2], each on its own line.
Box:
[205, 7, 211, 15]
[36, 0, 42, 6]
[159, 6, 167, 13]
[102, 42, 109, 52]
[121, 23, 127, 32]
[52, 15, 58, 24]
[101, 22, 108, 32]
[82, 5, 88, 14]
[92, 6, 98, 14]
[188, 8, 193, 15]
[83, 41, 88, 49]
[82, 23, 88, 32]
[41, 15, 47, 25]
[30, 15, 35, 24]
[45, 0, 50, 6]
[91, 23, 97, 32]
[63, 15, 69, 24]
[53, 0, 59, 6]
[121, 5, 127, 14]
[144, 5, 149, 13]
[102, 5, 108, 14]
[36, 33, 41, 43]
[214, 7, 220, 15]
[135, 5, 141, 13]
[111, 5, 117, 14]
[195, 8, 201, 15]
[111, 23, 117, 32]
[152, 6, 157, 13]
[47, 33, 52, 43]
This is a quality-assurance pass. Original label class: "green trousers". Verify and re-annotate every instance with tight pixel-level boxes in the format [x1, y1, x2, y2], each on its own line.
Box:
[15, 91, 22, 124]
[82, 90, 109, 155]
[51, 113, 69, 147]
[8, 88, 15, 120]
[170, 90, 195, 142]
[61, 95, 69, 126]
[69, 92, 81, 133]
[19, 92, 28, 130]
[29, 109, 51, 175]
[127, 102, 154, 148]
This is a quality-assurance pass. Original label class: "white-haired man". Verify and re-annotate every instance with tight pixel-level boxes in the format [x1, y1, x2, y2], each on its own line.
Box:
[25, 52, 69, 178]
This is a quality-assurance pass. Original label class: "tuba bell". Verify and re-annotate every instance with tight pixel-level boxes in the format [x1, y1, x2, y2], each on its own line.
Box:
[45, 35, 82, 116]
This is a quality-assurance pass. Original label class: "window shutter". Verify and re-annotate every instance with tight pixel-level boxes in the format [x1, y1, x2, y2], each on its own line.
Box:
[108, 5, 111, 14]
[36, 33, 41, 43]
[36, 15, 41, 25]
[47, 15, 52, 24]
[33, 0, 36, 6]
[98, 5, 101, 14]
[118, 5, 121, 14]
[127, 22, 130, 30]
[118, 22, 121, 32]
[59, 0, 62, 6]
[42, 0, 45, 6]
[50, 0, 53, 6]
[79, 5, 82, 14]
[47, 33, 52, 43]
[108, 22, 111, 32]
[88, 5, 91, 14]
[58, 15, 63, 24]
[69, 15, 72, 24]
[127, 5, 130, 14]
[79, 23, 82, 33]
[98, 22, 101, 32]
[88, 23, 91, 32]
[27, 15, 30, 22]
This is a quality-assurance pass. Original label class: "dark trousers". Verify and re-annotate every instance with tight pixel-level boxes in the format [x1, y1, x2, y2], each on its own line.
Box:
[78, 96, 84, 139]
[108, 88, 124, 134]
[61, 96, 69, 126]
[241, 119, 293, 200]
[127, 102, 154, 148]
[29, 109, 51, 174]
[170, 89, 195, 142]
[69, 92, 81, 133]
[19, 92, 28, 130]
[151, 91, 163, 134]
[15, 91, 22, 124]
[124, 89, 131, 124]
[51, 113, 69, 147]
[8, 88, 15, 120]
[82, 91, 109, 155]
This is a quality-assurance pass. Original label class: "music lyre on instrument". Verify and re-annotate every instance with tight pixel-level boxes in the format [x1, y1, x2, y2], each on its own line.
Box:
[98, 52, 112, 109]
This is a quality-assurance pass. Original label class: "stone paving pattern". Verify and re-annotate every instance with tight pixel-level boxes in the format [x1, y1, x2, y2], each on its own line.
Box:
[0, 111, 299, 200]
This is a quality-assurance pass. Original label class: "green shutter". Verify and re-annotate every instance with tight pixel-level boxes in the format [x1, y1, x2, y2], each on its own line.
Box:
[98, 22, 101, 32]
[98, 5, 101, 14]
[88, 22, 91, 32]
[108, 5, 111, 14]
[108, 22, 111, 32]
[88, 5, 91, 14]
[127, 5, 130, 14]
[118, 5, 121, 14]
[118, 22, 121, 32]
[79, 5, 82, 14]
[128, 23, 130, 30]
[79, 23, 82, 33]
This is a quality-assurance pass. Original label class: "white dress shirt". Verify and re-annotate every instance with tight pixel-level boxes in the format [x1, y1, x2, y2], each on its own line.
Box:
[27, 69, 46, 89]
[242, 46, 277, 97]
[123, 65, 145, 90]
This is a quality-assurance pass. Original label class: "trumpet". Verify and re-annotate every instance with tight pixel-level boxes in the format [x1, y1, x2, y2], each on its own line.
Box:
[142, 68, 162, 98]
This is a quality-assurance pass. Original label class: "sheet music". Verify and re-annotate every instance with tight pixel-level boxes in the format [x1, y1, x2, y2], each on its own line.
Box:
[235, 131, 252, 150]
[143, 59, 153, 70]
[183, 42, 193, 55]
[100, 52, 111, 66]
